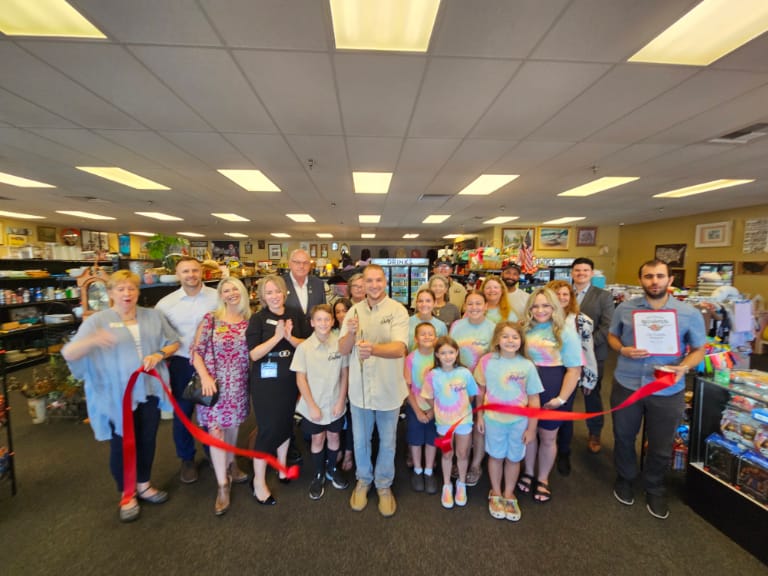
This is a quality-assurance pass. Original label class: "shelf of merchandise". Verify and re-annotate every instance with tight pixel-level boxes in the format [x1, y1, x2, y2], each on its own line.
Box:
[687, 376, 767, 563]
[0, 353, 17, 495]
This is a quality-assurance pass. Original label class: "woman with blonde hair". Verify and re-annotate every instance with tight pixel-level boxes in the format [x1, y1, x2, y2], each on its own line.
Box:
[480, 276, 516, 324]
[517, 287, 581, 503]
[191, 277, 252, 515]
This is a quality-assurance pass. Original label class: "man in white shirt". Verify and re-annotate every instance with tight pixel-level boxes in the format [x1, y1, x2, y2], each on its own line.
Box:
[284, 249, 327, 338]
[339, 265, 409, 517]
[155, 257, 218, 484]
[501, 262, 529, 320]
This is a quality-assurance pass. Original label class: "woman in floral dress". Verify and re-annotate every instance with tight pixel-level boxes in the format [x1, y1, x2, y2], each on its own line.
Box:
[191, 277, 252, 515]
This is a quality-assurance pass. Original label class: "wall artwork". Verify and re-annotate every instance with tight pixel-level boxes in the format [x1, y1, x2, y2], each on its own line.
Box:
[37, 226, 57, 242]
[320, 244, 328, 258]
[309, 244, 317, 258]
[742, 218, 768, 254]
[694, 221, 732, 248]
[537, 227, 570, 250]
[212, 240, 239, 260]
[502, 227, 535, 252]
[576, 227, 597, 247]
[655, 244, 687, 267]
[669, 269, 686, 288]
[189, 240, 208, 260]
[244, 241, 252, 255]
[268, 243, 282, 260]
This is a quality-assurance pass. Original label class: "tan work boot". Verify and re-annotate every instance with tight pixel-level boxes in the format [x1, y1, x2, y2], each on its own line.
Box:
[377, 487, 397, 517]
[350, 480, 370, 511]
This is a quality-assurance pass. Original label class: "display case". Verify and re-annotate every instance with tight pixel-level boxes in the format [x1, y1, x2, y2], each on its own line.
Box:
[687, 375, 767, 563]
[0, 353, 16, 495]
[370, 258, 429, 307]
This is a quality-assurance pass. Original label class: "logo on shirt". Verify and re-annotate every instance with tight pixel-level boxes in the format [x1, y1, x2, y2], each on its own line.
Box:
[327, 352, 341, 361]
[380, 314, 394, 325]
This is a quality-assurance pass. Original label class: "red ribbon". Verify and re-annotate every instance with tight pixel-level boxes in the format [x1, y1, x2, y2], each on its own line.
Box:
[434, 371, 677, 453]
[120, 367, 299, 505]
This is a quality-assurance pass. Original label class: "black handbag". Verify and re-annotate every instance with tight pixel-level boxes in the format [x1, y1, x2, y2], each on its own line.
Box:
[182, 373, 219, 407]
[182, 315, 219, 408]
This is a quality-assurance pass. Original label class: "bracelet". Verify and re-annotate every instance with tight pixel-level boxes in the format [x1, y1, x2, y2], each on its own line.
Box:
[556, 396, 565, 406]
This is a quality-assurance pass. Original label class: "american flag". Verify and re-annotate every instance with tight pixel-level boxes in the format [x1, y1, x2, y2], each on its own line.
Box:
[518, 229, 537, 274]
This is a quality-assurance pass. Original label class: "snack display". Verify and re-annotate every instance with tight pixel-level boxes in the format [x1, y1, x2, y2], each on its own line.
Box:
[736, 452, 768, 505]
[705, 433, 746, 484]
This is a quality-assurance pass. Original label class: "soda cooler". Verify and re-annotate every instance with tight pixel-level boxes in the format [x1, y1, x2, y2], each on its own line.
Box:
[371, 258, 429, 307]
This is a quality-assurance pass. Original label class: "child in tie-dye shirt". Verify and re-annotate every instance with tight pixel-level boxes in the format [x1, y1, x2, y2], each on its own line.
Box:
[421, 336, 479, 510]
[449, 290, 495, 487]
[475, 322, 543, 522]
[404, 322, 438, 495]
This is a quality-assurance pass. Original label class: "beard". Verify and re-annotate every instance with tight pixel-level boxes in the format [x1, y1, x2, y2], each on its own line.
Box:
[503, 279, 517, 289]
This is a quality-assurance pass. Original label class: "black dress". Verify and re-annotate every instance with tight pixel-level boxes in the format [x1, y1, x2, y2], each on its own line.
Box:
[246, 307, 301, 455]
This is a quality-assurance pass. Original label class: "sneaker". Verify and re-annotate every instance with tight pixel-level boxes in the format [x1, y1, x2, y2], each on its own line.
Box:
[325, 467, 349, 490]
[587, 434, 602, 454]
[466, 467, 482, 487]
[441, 484, 454, 509]
[411, 471, 425, 492]
[646, 493, 669, 519]
[613, 478, 634, 506]
[377, 487, 397, 517]
[504, 498, 522, 522]
[455, 480, 467, 507]
[488, 493, 505, 519]
[309, 473, 326, 500]
[556, 452, 571, 476]
[180, 460, 198, 484]
[350, 480, 370, 511]
[424, 473, 438, 495]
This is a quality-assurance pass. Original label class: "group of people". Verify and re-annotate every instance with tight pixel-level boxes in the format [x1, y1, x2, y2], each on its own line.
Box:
[62, 248, 705, 524]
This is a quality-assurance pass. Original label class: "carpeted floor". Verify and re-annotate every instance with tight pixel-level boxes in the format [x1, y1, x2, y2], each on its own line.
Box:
[1, 356, 766, 575]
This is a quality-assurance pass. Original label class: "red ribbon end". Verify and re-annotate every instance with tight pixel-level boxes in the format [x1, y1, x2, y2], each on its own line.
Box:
[434, 436, 452, 453]
[285, 465, 301, 480]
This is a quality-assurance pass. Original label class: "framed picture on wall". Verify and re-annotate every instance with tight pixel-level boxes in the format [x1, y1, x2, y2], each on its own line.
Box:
[37, 226, 57, 242]
[258, 239, 266, 250]
[118, 234, 131, 256]
[320, 244, 328, 258]
[694, 221, 732, 248]
[309, 244, 317, 258]
[268, 243, 282, 260]
[655, 244, 686, 267]
[576, 227, 597, 247]
[502, 227, 535, 252]
[244, 241, 252, 255]
[537, 227, 570, 250]
[670, 269, 686, 288]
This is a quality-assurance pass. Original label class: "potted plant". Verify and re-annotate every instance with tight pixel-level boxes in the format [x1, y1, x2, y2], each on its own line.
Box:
[13, 368, 54, 424]
[142, 234, 190, 277]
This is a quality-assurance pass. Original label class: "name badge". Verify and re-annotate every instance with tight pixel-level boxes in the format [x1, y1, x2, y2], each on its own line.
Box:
[109, 322, 125, 328]
[261, 361, 278, 379]
[216, 325, 229, 333]
[266, 318, 278, 326]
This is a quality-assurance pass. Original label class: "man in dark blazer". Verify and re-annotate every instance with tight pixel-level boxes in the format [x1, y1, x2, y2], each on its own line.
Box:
[557, 257, 615, 474]
[284, 248, 327, 338]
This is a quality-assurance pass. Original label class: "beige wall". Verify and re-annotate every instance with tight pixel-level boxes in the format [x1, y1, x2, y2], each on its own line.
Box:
[616, 205, 768, 300]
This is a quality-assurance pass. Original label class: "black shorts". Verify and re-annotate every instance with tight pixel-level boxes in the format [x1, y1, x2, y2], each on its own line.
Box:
[300, 414, 345, 436]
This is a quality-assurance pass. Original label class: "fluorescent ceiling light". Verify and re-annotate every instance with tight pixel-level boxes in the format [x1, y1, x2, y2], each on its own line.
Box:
[423, 214, 450, 224]
[652, 179, 754, 198]
[330, 0, 440, 52]
[77, 167, 169, 190]
[271, 233, 291, 238]
[543, 217, 586, 225]
[443, 234, 460, 239]
[358, 215, 381, 224]
[0, 0, 106, 38]
[286, 214, 316, 223]
[353, 171, 392, 194]
[0, 171, 55, 188]
[402, 234, 419, 239]
[218, 169, 280, 192]
[178, 232, 205, 238]
[130, 231, 155, 237]
[135, 211, 183, 221]
[361, 233, 376, 239]
[316, 233, 333, 238]
[211, 213, 250, 222]
[224, 233, 248, 238]
[628, 0, 768, 66]
[0, 210, 45, 219]
[458, 174, 519, 196]
[56, 210, 115, 220]
[483, 216, 519, 225]
[557, 177, 639, 197]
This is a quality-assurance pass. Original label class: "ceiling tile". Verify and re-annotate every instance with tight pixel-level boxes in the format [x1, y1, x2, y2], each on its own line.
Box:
[0, 88, 75, 128]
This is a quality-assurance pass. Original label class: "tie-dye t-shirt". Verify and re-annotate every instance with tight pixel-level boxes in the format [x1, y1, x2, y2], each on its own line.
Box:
[449, 318, 495, 372]
[421, 366, 479, 427]
[485, 307, 518, 325]
[474, 353, 544, 423]
[407, 315, 447, 351]
[405, 349, 434, 411]
[524, 321, 582, 368]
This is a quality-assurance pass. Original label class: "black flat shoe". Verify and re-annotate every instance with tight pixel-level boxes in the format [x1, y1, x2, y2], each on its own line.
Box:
[255, 494, 277, 506]
[278, 476, 291, 484]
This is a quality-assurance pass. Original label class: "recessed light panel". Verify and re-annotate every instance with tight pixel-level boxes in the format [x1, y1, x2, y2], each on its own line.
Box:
[135, 212, 183, 221]
[56, 210, 115, 220]
[77, 167, 169, 190]
[543, 217, 586, 225]
[358, 215, 381, 224]
[286, 214, 316, 223]
[361, 233, 376, 239]
[558, 177, 639, 197]
[0, 210, 45, 219]
[224, 233, 248, 238]
[353, 172, 392, 194]
[443, 234, 460, 239]
[218, 169, 280, 192]
[129, 231, 155, 237]
[211, 213, 250, 222]
[178, 232, 206, 238]
[331, 0, 440, 52]
[483, 216, 519, 225]
[402, 234, 419, 239]
[0, 0, 107, 38]
[271, 233, 291, 238]
[0, 171, 55, 188]
[628, 0, 768, 66]
[423, 214, 449, 224]
[652, 179, 754, 198]
[316, 233, 333, 238]
[458, 174, 519, 196]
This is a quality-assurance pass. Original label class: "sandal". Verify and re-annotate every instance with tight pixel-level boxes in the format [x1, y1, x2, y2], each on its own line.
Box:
[534, 481, 552, 503]
[341, 452, 354, 472]
[516, 473, 534, 494]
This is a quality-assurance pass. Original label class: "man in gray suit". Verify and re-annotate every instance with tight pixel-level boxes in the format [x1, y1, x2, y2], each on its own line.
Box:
[284, 248, 327, 338]
[556, 258, 615, 474]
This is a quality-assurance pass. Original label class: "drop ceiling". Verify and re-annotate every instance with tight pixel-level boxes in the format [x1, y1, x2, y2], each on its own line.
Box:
[0, 0, 766, 241]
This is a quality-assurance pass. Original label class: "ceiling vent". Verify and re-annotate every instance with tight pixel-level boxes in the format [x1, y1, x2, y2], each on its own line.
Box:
[64, 195, 113, 204]
[708, 123, 768, 144]
[418, 193, 451, 201]
[0, 195, 14, 201]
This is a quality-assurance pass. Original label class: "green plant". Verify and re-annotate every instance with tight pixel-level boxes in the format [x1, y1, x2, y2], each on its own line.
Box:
[143, 234, 189, 261]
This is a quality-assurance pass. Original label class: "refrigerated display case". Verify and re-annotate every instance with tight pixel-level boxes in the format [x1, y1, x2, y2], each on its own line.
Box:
[530, 258, 574, 285]
[371, 258, 429, 307]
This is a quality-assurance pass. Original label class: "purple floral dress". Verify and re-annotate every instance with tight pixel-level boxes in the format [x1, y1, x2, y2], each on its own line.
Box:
[192, 312, 250, 429]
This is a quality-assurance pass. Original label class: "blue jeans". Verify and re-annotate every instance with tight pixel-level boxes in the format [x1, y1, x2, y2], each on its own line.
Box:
[350, 405, 399, 489]
[168, 356, 196, 461]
